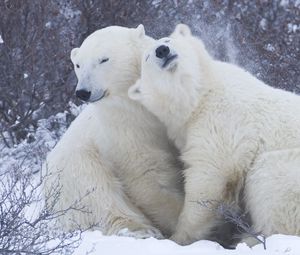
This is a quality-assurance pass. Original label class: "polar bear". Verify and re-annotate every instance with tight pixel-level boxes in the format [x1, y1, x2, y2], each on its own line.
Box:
[43, 25, 184, 239]
[129, 24, 300, 245]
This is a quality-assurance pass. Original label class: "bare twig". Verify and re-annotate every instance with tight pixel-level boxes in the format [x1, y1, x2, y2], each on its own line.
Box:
[0, 162, 95, 254]
[196, 200, 267, 249]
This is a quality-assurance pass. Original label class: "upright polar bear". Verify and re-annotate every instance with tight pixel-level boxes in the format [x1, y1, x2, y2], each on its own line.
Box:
[129, 24, 300, 245]
[43, 25, 184, 238]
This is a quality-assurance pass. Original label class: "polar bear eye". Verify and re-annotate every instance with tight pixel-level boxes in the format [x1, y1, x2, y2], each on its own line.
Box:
[99, 57, 109, 64]
[76, 64, 80, 68]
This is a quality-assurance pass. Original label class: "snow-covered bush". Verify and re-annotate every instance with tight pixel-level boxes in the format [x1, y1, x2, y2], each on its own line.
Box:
[0, 167, 84, 254]
[0, 103, 86, 254]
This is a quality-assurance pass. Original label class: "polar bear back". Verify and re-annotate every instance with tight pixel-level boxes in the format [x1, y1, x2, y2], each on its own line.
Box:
[210, 61, 300, 150]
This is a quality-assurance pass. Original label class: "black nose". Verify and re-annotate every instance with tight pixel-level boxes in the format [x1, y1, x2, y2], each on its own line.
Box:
[155, 45, 170, 59]
[76, 89, 91, 101]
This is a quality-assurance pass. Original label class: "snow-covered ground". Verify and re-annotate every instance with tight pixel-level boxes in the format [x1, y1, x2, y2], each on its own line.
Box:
[74, 231, 300, 255]
[1, 105, 300, 254]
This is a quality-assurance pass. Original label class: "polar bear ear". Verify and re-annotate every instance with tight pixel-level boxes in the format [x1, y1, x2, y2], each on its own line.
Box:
[173, 24, 191, 37]
[128, 80, 142, 101]
[70, 48, 79, 62]
[135, 24, 145, 38]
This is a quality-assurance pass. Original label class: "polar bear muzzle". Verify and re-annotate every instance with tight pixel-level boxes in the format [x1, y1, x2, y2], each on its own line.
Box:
[76, 88, 107, 102]
[155, 45, 178, 70]
[76, 89, 91, 101]
[155, 45, 170, 59]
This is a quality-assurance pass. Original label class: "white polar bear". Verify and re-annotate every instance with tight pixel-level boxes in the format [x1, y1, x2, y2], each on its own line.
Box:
[129, 24, 300, 245]
[43, 25, 184, 238]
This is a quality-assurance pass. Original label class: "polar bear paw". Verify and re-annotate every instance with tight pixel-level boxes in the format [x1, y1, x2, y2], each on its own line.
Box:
[117, 227, 163, 239]
[170, 232, 195, 246]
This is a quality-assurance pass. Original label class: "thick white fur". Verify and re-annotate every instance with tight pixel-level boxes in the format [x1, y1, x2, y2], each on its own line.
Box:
[43, 25, 183, 238]
[129, 24, 300, 245]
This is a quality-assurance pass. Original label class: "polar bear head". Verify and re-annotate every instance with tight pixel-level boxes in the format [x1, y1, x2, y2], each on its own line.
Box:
[71, 25, 153, 102]
[128, 24, 213, 127]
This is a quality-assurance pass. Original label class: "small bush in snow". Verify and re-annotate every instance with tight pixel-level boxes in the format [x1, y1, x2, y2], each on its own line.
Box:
[197, 200, 266, 249]
[0, 165, 87, 255]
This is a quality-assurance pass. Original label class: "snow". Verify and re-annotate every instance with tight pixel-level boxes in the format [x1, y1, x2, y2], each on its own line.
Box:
[259, 18, 268, 30]
[59, 3, 81, 19]
[0, 34, 3, 44]
[280, 0, 289, 7]
[287, 23, 299, 33]
[152, 0, 163, 8]
[265, 44, 275, 52]
[73, 231, 300, 255]
[45, 21, 52, 28]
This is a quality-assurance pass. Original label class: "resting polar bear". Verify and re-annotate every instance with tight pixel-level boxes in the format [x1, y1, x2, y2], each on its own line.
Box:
[43, 25, 183, 238]
[129, 24, 300, 245]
